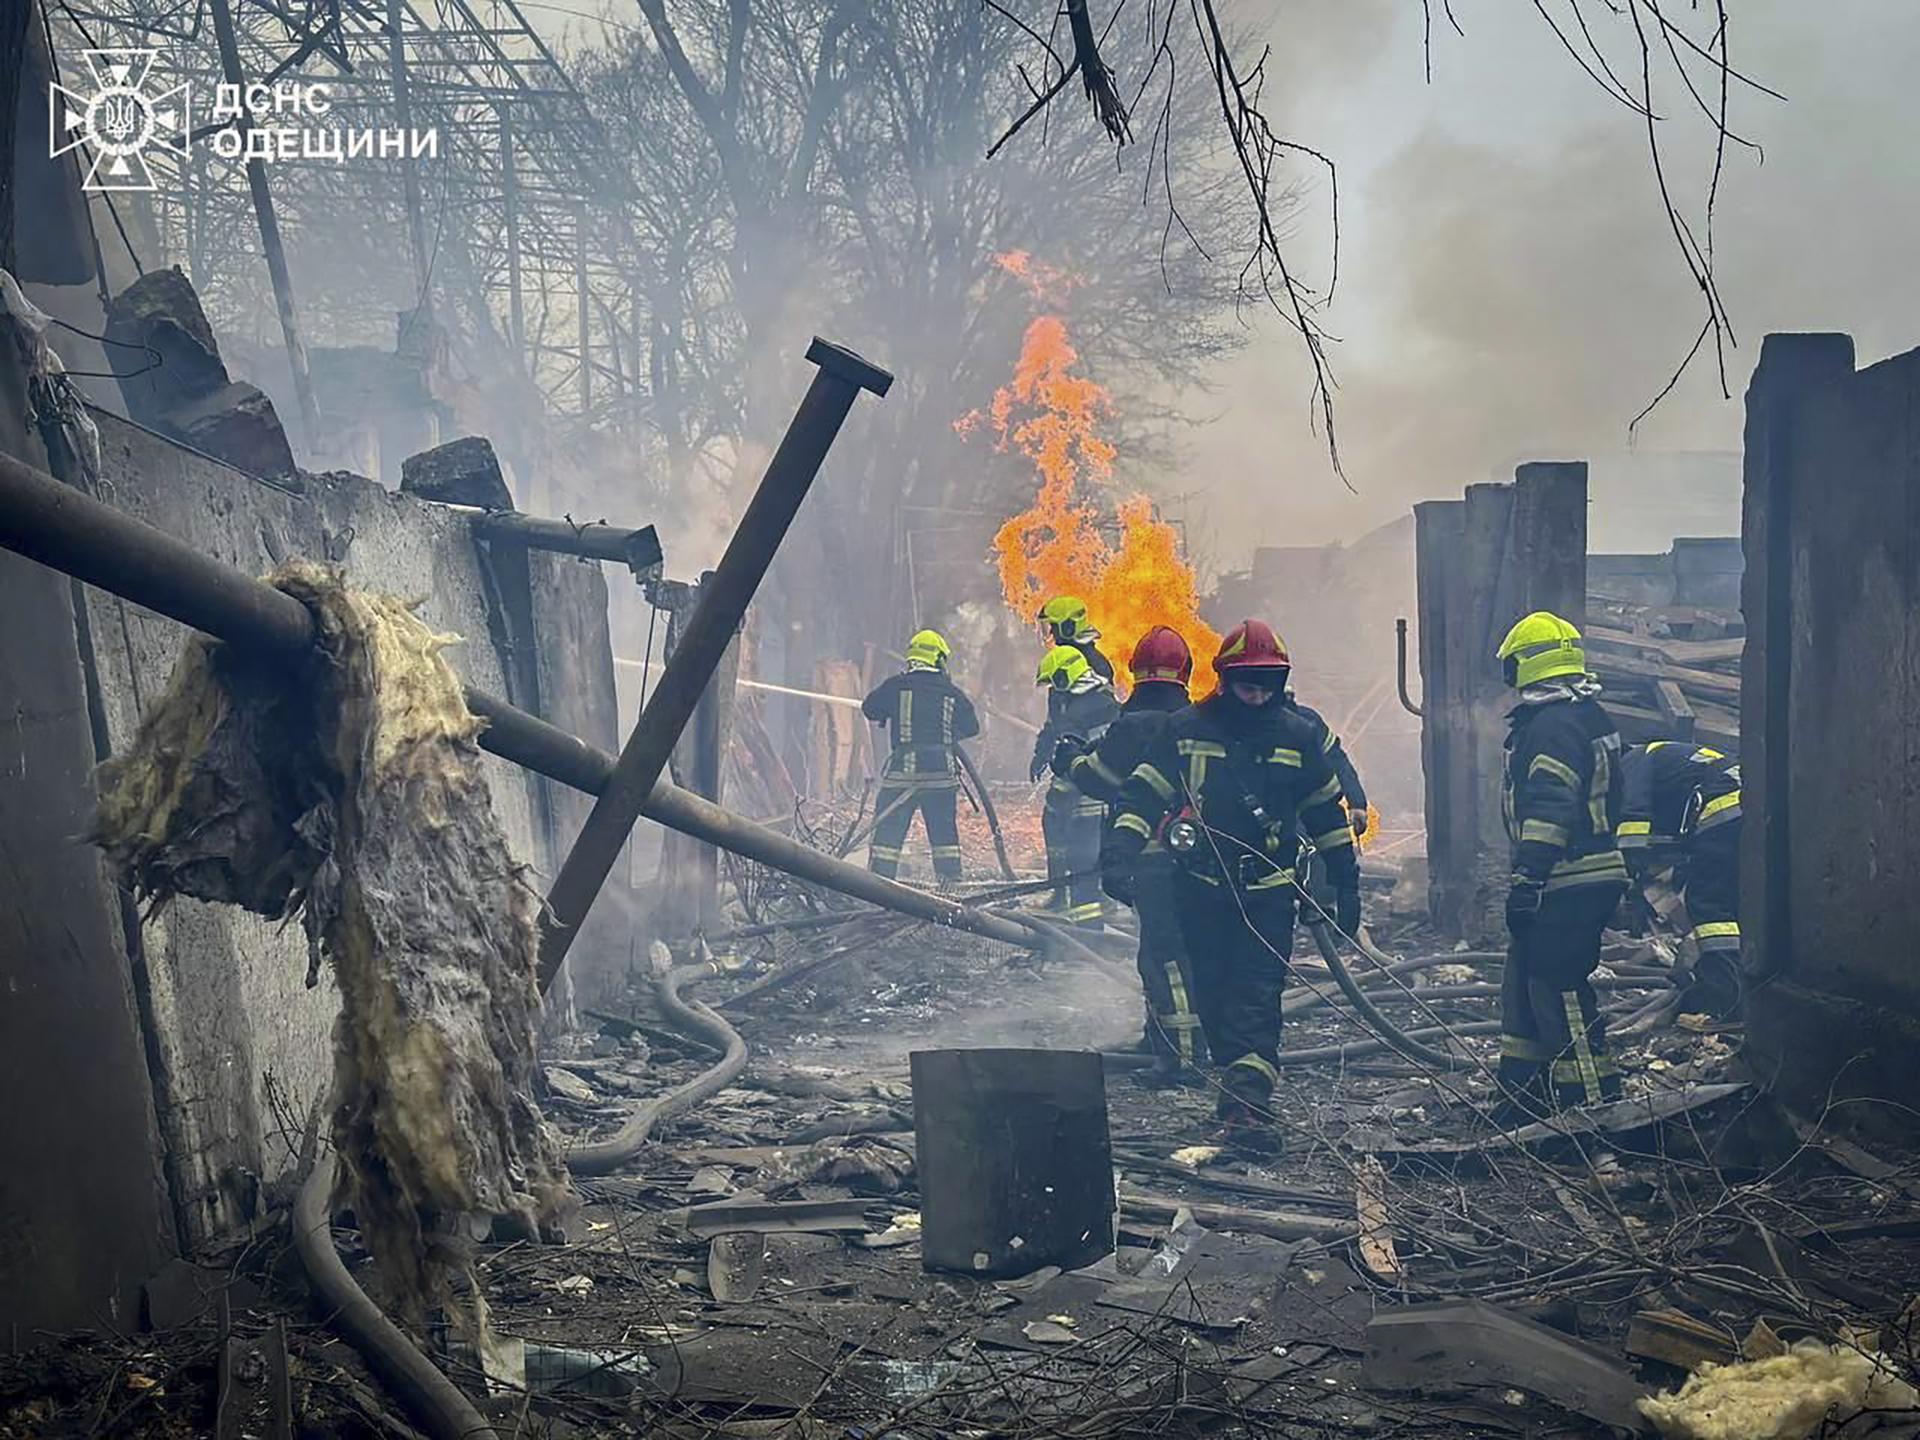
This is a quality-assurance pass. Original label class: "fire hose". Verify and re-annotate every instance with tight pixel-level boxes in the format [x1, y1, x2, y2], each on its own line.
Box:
[294, 1155, 499, 1440]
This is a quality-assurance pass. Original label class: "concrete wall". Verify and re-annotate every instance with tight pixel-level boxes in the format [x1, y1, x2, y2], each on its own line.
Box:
[0, 340, 175, 1335]
[0, 406, 626, 1318]
[1414, 463, 1588, 942]
[1589, 539, 1743, 611]
[1741, 334, 1920, 1133]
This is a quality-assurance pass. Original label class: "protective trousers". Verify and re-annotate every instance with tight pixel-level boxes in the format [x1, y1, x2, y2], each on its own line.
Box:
[1499, 882, 1628, 1113]
[1174, 877, 1292, 1116]
[1682, 820, 1742, 1017]
[868, 781, 962, 883]
[1042, 786, 1105, 927]
[1134, 858, 1205, 1069]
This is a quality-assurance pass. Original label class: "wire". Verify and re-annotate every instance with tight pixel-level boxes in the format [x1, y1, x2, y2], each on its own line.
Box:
[44, 316, 165, 381]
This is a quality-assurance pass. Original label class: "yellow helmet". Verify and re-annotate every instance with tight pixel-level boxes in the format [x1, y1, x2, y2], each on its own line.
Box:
[1038, 595, 1090, 639]
[1036, 644, 1092, 690]
[906, 629, 951, 669]
[1496, 611, 1586, 689]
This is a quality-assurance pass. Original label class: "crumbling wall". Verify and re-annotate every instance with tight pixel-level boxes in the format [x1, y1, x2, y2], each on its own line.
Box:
[1740, 333, 1920, 1133]
[63, 409, 618, 1247]
[1414, 463, 1588, 942]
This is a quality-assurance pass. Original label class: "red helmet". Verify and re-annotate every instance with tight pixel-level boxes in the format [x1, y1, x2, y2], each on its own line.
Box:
[1213, 620, 1291, 679]
[1130, 625, 1193, 686]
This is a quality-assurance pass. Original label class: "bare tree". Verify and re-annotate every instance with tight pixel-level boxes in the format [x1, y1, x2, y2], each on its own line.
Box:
[989, 0, 1776, 469]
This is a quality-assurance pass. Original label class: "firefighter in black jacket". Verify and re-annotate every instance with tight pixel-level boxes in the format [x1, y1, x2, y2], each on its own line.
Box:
[1494, 611, 1631, 1117]
[1285, 691, 1369, 837]
[1103, 621, 1360, 1146]
[1617, 741, 1743, 1018]
[1034, 643, 1121, 926]
[1063, 626, 1205, 1078]
[861, 629, 979, 883]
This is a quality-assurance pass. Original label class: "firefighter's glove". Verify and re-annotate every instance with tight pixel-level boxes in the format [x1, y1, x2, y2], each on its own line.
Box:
[1101, 866, 1136, 908]
[1505, 879, 1545, 935]
[1051, 736, 1086, 775]
[1334, 887, 1362, 938]
[1349, 808, 1370, 839]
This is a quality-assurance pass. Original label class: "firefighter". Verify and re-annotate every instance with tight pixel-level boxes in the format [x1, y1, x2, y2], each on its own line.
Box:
[861, 629, 979, 884]
[1034, 596, 1115, 695]
[1616, 741, 1743, 1018]
[1495, 611, 1631, 1119]
[1102, 621, 1359, 1148]
[1282, 686, 1371, 904]
[1034, 643, 1121, 926]
[1062, 626, 1206, 1079]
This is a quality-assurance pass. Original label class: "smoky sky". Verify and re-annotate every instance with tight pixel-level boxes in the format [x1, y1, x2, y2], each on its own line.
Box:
[1171, 0, 1920, 561]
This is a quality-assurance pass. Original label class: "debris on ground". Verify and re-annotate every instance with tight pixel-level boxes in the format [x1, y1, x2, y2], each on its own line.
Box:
[1639, 1342, 1920, 1440]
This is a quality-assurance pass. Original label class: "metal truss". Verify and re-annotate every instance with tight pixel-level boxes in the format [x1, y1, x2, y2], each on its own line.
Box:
[47, 0, 643, 427]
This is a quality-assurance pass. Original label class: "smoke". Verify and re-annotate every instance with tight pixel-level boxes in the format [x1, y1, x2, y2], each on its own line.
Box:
[1173, 0, 1920, 560]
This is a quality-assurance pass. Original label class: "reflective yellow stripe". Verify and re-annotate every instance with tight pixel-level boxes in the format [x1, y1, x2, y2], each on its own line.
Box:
[1696, 791, 1741, 829]
[1085, 755, 1124, 788]
[1312, 828, 1355, 851]
[1543, 850, 1628, 893]
[931, 846, 963, 858]
[940, 695, 954, 744]
[1690, 746, 1725, 763]
[1134, 764, 1176, 801]
[1065, 901, 1105, 921]
[870, 845, 904, 861]
[1588, 737, 1616, 835]
[1320, 729, 1337, 754]
[1305, 776, 1341, 806]
[898, 690, 913, 744]
[1616, 819, 1653, 837]
[1501, 1034, 1549, 1061]
[1268, 748, 1302, 766]
[1246, 866, 1296, 891]
[1562, 991, 1603, 1102]
[1164, 962, 1195, 1063]
[1177, 738, 1224, 794]
[1113, 812, 1153, 839]
[1229, 1053, 1279, 1085]
[1530, 753, 1580, 789]
[1693, 921, 1740, 938]
[1520, 819, 1570, 846]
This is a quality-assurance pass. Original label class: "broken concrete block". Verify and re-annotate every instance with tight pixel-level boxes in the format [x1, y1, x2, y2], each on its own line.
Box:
[166, 381, 297, 480]
[105, 268, 229, 417]
[543, 1067, 598, 1104]
[1363, 1297, 1653, 1433]
[400, 435, 513, 510]
[103, 269, 299, 481]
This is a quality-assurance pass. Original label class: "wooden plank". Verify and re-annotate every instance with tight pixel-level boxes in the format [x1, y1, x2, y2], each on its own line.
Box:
[1355, 1155, 1403, 1284]
[1653, 680, 1696, 740]
[1590, 648, 1741, 699]
[1587, 625, 1745, 668]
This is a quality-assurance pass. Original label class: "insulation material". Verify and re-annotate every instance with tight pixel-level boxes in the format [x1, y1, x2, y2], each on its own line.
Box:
[93, 562, 568, 1312]
[1638, 1341, 1918, 1440]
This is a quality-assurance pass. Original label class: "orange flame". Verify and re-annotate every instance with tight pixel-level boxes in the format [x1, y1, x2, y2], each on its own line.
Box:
[960, 274, 1220, 690]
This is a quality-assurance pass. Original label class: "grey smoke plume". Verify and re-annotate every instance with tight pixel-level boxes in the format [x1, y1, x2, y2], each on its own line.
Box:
[1176, 0, 1920, 560]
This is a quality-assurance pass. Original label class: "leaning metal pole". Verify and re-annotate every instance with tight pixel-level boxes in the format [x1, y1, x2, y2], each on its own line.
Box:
[0, 448, 1039, 954]
[535, 338, 893, 992]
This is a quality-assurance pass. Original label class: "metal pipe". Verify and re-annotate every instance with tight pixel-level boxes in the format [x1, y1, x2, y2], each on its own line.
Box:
[536, 338, 893, 991]
[464, 511, 663, 578]
[206, 0, 324, 454]
[1395, 617, 1423, 717]
[0, 449, 1038, 955]
[0, 450, 316, 654]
